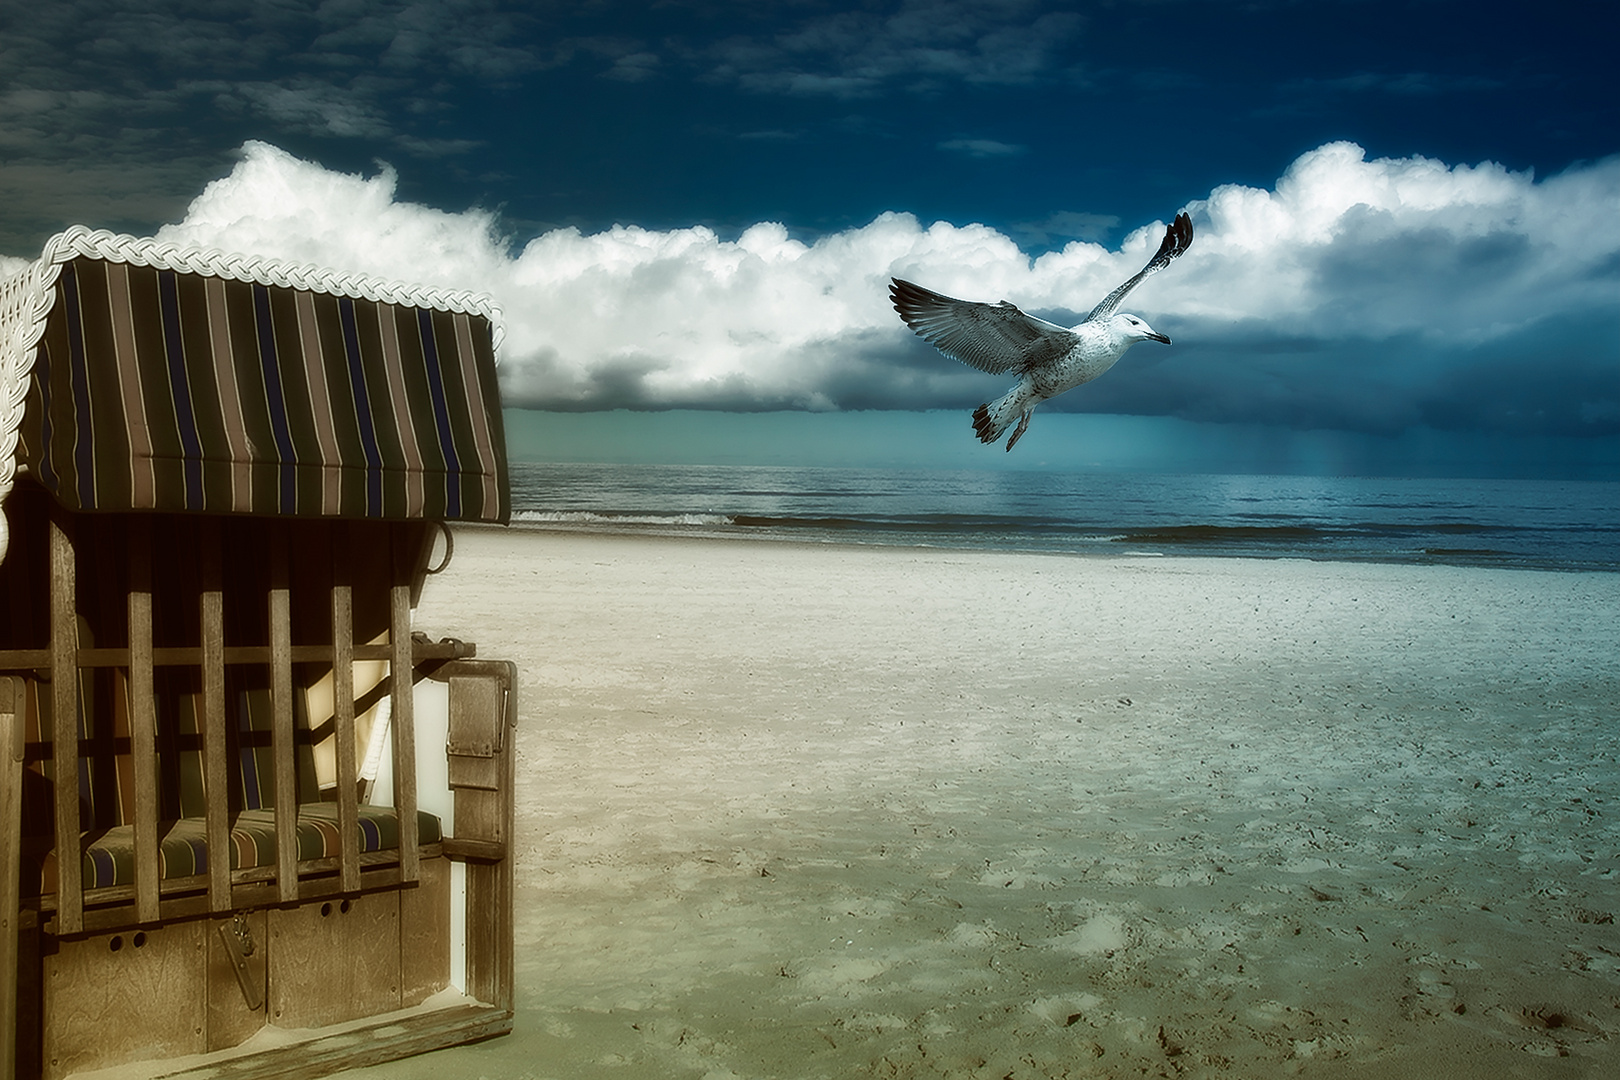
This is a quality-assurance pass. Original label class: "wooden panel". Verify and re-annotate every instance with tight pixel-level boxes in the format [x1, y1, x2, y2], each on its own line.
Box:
[269, 530, 298, 904]
[199, 518, 231, 913]
[446, 674, 503, 795]
[452, 786, 504, 851]
[42, 922, 207, 1079]
[461, 665, 515, 1013]
[399, 856, 450, 1007]
[47, 508, 81, 937]
[12, 921, 41, 1080]
[390, 528, 419, 884]
[0, 677, 22, 1079]
[130, 1005, 513, 1080]
[268, 891, 400, 1029]
[0, 639, 477, 673]
[464, 856, 514, 1013]
[332, 526, 361, 894]
[127, 518, 161, 925]
[206, 911, 268, 1052]
[60, 849, 443, 936]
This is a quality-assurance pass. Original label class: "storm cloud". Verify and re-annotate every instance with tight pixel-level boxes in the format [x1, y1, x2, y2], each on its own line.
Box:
[108, 139, 1618, 440]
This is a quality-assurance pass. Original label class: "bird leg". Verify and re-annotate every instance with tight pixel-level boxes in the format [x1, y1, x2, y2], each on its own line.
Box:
[1004, 410, 1032, 452]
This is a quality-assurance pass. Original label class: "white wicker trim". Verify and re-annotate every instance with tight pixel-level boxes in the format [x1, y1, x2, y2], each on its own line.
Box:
[0, 256, 59, 564]
[0, 225, 505, 564]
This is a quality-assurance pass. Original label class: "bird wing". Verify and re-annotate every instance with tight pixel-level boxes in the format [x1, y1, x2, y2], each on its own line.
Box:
[1084, 211, 1194, 323]
[890, 278, 1078, 376]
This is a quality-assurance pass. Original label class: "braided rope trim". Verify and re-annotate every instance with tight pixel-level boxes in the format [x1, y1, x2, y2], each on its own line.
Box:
[0, 254, 64, 563]
[40, 226, 506, 352]
[1, 225, 506, 564]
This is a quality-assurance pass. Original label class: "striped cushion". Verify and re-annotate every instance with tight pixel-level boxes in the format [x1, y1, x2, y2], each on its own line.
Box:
[33, 804, 441, 894]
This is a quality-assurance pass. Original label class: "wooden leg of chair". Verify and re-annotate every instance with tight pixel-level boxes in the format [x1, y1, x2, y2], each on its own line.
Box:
[1, 676, 23, 1080]
[461, 666, 515, 1013]
[48, 508, 82, 938]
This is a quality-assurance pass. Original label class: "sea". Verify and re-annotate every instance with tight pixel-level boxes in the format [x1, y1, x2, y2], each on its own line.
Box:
[508, 462, 1620, 573]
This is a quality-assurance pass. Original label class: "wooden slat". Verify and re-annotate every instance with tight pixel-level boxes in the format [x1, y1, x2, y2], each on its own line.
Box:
[0, 640, 477, 672]
[439, 837, 505, 862]
[270, 529, 298, 904]
[1, 676, 24, 1080]
[400, 857, 451, 1006]
[127, 518, 160, 925]
[42, 844, 448, 932]
[200, 519, 231, 913]
[390, 529, 419, 884]
[48, 506, 82, 936]
[459, 663, 516, 1012]
[332, 525, 361, 894]
[126, 1003, 513, 1080]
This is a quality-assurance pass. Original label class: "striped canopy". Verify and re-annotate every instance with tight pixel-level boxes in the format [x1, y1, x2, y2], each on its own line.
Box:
[16, 252, 508, 522]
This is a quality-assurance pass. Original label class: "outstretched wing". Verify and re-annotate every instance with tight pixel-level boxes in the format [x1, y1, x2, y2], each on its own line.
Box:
[890, 278, 1078, 376]
[1084, 211, 1194, 323]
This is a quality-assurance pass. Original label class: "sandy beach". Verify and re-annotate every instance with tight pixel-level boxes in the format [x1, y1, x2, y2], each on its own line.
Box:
[346, 526, 1618, 1079]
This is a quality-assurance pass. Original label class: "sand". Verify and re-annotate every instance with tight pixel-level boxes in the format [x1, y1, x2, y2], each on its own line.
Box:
[344, 527, 1619, 1079]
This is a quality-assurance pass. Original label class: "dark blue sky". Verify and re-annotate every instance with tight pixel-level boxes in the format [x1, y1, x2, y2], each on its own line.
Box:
[2, 1, 1616, 476]
[3, 0, 1612, 249]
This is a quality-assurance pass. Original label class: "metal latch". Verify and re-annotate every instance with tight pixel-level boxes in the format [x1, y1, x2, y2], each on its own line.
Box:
[218, 914, 264, 1011]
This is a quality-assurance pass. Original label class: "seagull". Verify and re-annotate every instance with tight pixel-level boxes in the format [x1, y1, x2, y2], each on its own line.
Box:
[890, 212, 1194, 451]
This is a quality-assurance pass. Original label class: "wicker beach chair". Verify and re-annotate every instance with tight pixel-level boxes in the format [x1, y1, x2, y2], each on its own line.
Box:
[0, 229, 517, 1079]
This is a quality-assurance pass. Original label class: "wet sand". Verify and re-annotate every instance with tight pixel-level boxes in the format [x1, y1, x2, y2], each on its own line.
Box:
[352, 527, 1619, 1078]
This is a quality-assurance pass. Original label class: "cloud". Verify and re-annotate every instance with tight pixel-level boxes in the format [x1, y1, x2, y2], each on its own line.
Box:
[603, 52, 661, 82]
[0, 3, 543, 159]
[210, 78, 396, 140]
[704, 1, 1086, 96]
[938, 138, 1026, 158]
[0, 0, 562, 249]
[144, 140, 1620, 440]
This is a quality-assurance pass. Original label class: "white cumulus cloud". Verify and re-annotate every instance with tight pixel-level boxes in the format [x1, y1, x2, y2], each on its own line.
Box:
[147, 140, 1620, 436]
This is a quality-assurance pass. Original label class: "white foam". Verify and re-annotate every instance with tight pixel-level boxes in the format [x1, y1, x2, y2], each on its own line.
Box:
[511, 509, 735, 528]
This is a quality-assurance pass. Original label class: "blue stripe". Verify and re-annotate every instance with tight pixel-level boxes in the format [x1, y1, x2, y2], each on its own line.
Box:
[62, 262, 96, 506]
[358, 814, 381, 852]
[339, 298, 385, 516]
[157, 271, 205, 509]
[86, 847, 116, 889]
[417, 309, 461, 517]
[253, 285, 297, 513]
[188, 835, 208, 875]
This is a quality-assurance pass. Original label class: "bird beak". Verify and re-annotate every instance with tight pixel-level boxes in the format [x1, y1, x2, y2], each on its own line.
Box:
[1148, 331, 1171, 345]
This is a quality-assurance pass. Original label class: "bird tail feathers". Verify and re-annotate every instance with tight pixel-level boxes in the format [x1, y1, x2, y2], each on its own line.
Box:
[972, 392, 1032, 452]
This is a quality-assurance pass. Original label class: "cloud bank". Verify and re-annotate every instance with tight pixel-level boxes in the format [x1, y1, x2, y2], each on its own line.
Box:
[144, 140, 1620, 439]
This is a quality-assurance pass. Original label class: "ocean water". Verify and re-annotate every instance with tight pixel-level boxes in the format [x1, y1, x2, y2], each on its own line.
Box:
[508, 462, 1620, 572]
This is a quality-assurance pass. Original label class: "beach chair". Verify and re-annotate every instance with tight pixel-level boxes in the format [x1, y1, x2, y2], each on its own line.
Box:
[0, 229, 516, 1078]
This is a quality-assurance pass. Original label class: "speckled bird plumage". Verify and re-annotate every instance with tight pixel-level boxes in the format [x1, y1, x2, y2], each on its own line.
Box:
[891, 212, 1193, 451]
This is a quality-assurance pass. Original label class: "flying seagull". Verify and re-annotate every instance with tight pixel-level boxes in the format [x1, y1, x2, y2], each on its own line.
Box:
[891, 212, 1194, 451]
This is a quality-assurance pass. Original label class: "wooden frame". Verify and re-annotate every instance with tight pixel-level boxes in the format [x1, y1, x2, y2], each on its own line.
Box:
[0, 489, 518, 1080]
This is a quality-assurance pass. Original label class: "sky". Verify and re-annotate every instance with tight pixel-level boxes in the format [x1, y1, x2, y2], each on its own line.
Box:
[2, 0, 1617, 478]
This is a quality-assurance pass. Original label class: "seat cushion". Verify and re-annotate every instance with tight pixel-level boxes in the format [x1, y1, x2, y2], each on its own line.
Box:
[32, 804, 442, 894]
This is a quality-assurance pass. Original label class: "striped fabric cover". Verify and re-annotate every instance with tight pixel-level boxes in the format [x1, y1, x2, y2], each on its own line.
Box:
[19, 256, 508, 522]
